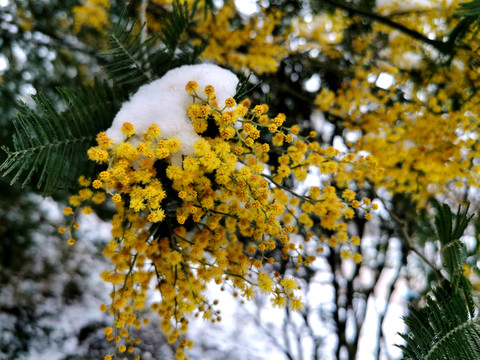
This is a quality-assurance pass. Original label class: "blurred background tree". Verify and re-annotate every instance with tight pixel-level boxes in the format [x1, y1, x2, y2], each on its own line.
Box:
[1, 0, 480, 359]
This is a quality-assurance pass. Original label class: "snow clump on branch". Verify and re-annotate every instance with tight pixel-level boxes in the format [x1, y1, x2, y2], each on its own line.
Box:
[106, 63, 239, 165]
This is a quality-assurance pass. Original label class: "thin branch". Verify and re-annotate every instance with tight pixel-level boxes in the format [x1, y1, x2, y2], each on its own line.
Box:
[32, 21, 102, 57]
[320, 0, 454, 54]
[1, 20, 105, 63]
[381, 201, 444, 280]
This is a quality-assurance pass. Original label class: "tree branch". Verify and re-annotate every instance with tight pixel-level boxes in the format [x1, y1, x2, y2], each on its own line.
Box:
[380, 199, 444, 280]
[32, 23, 105, 62]
[320, 0, 453, 54]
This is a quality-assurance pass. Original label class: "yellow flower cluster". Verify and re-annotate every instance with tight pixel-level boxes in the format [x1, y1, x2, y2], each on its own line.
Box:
[313, 1, 480, 206]
[64, 80, 380, 359]
[193, 3, 290, 74]
[293, 9, 352, 59]
[73, 0, 110, 33]
[59, 175, 106, 245]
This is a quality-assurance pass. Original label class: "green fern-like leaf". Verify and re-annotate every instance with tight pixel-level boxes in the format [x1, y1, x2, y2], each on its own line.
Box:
[459, 274, 477, 318]
[447, 0, 480, 51]
[433, 201, 473, 290]
[398, 202, 479, 359]
[398, 285, 480, 360]
[0, 82, 122, 196]
[456, 0, 480, 16]
[101, 15, 167, 88]
[102, 0, 201, 89]
[161, 0, 199, 55]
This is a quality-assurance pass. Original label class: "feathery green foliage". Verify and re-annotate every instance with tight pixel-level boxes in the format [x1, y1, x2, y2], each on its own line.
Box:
[433, 201, 473, 290]
[399, 285, 480, 360]
[102, 0, 202, 90]
[398, 203, 480, 360]
[101, 15, 165, 88]
[0, 82, 122, 196]
[449, 0, 480, 50]
[160, 0, 199, 56]
[456, 0, 480, 16]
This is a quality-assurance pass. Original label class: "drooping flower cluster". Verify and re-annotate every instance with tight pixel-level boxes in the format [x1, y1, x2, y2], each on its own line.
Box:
[63, 73, 380, 359]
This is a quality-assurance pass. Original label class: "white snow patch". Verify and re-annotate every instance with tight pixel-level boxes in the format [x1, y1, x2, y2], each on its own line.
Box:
[305, 73, 321, 92]
[235, 0, 259, 15]
[375, 72, 394, 89]
[106, 64, 239, 166]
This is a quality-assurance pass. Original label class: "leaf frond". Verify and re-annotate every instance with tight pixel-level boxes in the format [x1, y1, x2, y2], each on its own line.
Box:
[101, 12, 167, 89]
[101, 1, 202, 90]
[161, 0, 199, 55]
[449, 1, 480, 48]
[432, 201, 473, 290]
[398, 203, 479, 359]
[398, 285, 480, 360]
[0, 82, 122, 196]
[456, 0, 480, 16]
